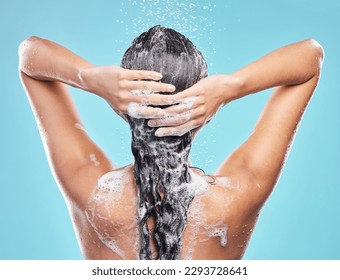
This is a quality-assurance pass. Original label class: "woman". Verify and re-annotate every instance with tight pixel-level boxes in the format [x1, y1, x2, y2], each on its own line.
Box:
[19, 26, 324, 260]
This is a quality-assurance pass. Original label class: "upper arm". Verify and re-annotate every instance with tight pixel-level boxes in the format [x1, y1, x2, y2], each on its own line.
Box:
[20, 72, 114, 202]
[216, 74, 321, 208]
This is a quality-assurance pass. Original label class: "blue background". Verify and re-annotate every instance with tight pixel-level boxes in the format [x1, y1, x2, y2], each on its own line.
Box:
[1, 0, 339, 259]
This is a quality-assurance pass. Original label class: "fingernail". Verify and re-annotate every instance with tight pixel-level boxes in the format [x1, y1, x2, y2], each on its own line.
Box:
[148, 120, 154, 127]
[155, 130, 163, 137]
[168, 85, 176, 91]
[154, 73, 163, 79]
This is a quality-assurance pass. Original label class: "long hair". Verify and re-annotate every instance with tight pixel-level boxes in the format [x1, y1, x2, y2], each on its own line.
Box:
[121, 25, 208, 259]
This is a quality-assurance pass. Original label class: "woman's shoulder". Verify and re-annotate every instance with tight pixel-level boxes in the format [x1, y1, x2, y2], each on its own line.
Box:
[66, 164, 135, 210]
[85, 164, 138, 226]
[206, 169, 270, 216]
[97, 165, 135, 188]
[190, 174, 261, 238]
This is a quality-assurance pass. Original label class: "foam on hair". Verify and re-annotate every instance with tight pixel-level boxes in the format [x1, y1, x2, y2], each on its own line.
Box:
[121, 25, 208, 259]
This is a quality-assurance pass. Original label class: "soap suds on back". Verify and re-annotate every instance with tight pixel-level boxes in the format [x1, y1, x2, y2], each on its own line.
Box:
[206, 224, 228, 247]
[215, 176, 241, 189]
[85, 168, 137, 259]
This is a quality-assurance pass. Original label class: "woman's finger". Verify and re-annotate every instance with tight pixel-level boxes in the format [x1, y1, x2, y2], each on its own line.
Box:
[172, 85, 200, 99]
[136, 93, 179, 106]
[121, 69, 163, 81]
[163, 97, 198, 115]
[148, 111, 193, 127]
[148, 86, 198, 108]
[124, 80, 176, 93]
[121, 91, 179, 106]
[131, 86, 198, 106]
[126, 102, 166, 119]
[155, 120, 200, 137]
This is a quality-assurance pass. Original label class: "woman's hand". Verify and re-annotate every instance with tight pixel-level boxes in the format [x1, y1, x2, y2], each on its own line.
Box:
[79, 65, 177, 120]
[148, 74, 240, 137]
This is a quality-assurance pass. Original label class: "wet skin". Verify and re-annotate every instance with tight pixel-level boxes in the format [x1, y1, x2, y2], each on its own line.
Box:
[73, 165, 259, 260]
[18, 36, 323, 259]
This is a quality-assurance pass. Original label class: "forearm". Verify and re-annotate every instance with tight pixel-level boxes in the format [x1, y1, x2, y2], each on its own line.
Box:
[228, 38, 324, 101]
[149, 39, 324, 137]
[18, 36, 93, 89]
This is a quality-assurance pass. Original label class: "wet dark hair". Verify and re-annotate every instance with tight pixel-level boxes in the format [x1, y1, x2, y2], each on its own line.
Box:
[121, 25, 208, 259]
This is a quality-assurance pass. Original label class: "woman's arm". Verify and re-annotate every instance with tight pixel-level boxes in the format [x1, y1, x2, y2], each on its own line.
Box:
[148, 39, 324, 136]
[19, 36, 176, 118]
[148, 38, 324, 208]
[18, 36, 175, 205]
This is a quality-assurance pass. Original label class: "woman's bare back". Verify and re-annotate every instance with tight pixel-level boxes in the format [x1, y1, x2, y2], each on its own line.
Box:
[71, 165, 258, 260]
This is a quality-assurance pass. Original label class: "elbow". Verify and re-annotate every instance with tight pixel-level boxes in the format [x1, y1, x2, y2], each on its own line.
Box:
[299, 38, 324, 82]
[309, 38, 324, 62]
[18, 36, 41, 73]
[306, 38, 325, 69]
[19, 36, 40, 56]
